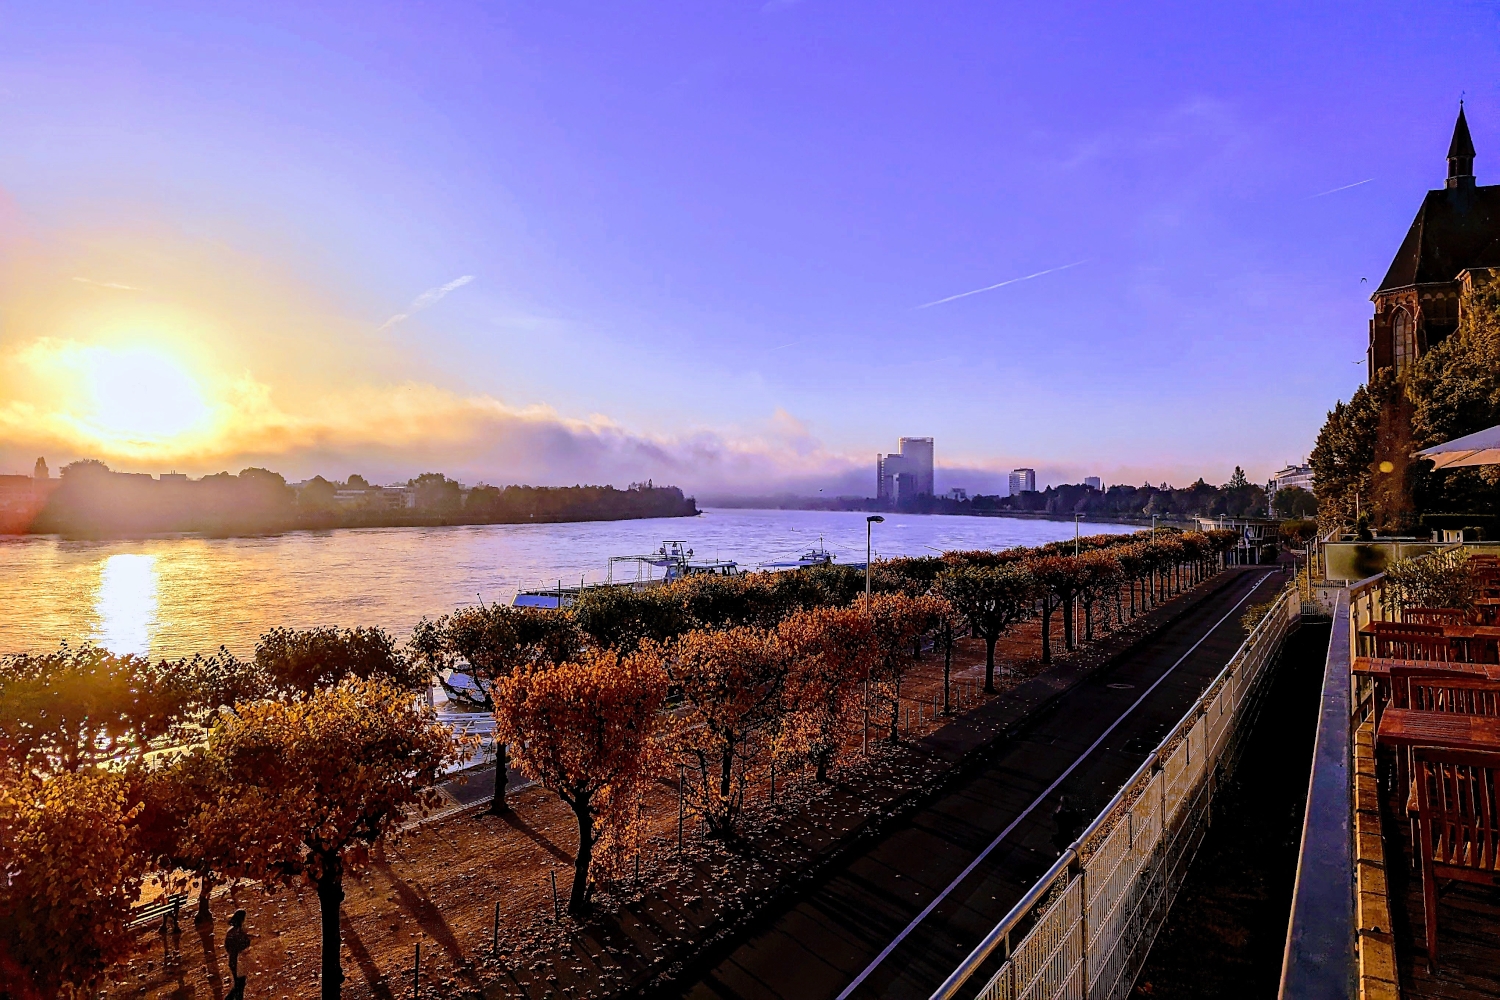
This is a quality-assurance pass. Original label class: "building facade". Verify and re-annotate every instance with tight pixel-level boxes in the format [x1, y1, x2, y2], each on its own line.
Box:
[1083, 476, 1102, 491]
[876, 437, 935, 503]
[1009, 468, 1037, 495]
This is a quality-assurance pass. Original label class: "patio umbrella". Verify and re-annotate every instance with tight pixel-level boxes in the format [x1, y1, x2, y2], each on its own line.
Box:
[1415, 422, 1500, 469]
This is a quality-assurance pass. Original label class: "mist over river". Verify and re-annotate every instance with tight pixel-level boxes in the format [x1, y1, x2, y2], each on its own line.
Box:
[0, 508, 1135, 659]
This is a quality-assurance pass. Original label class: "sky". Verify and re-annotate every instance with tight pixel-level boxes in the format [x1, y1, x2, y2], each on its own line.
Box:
[1, 1, 1498, 496]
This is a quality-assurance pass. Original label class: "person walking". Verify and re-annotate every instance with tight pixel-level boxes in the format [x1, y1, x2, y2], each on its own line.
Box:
[224, 908, 251, 984]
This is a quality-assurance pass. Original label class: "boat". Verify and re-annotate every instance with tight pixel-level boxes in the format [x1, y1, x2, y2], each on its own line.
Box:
[758, 537, 836, 571]
[511, 540, 740, 608]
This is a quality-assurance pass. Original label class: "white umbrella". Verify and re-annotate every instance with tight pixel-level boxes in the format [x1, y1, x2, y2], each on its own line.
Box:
[1415, 423, 1500, 469]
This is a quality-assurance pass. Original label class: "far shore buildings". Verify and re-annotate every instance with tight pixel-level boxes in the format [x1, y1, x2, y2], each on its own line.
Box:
[1083, 476, 1102, 491]
[1008, 468, 1036, 496]
[876, 437, 934, 503]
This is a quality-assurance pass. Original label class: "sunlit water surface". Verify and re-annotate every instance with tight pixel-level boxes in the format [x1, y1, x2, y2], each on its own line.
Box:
[0, 509, 1135, 659]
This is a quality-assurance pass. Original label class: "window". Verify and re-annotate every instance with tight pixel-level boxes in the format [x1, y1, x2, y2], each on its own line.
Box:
[1392, 307, 1413, 374]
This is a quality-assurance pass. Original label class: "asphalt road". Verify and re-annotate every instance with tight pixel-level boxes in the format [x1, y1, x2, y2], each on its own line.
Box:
[675, 567, 1286, 1000]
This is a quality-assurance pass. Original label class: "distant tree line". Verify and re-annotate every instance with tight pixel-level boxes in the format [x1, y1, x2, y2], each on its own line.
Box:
[20, 463, 696, 537]
[1, 526, 1242, 999]
[771, 471, 1270, 521]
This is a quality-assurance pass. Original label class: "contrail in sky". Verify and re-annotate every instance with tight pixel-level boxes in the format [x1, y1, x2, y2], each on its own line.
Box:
[73, 277, 140, 291]
[917, 260, 1088, 309]
[1310, 178, 1374, 198]
[379, 275, 474, 331]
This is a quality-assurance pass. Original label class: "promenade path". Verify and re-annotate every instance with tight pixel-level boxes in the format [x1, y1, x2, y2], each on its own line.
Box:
[675, 566, 1286, 1000]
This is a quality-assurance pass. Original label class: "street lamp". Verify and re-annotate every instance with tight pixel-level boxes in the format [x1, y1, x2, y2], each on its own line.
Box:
[1074, 513, 1082, 557]
[865, 515, 884, 612]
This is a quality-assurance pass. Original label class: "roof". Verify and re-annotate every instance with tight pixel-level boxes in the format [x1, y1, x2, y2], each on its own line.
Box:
[1375, 183, 1500, 292]
[1450, 105, 1476, 159]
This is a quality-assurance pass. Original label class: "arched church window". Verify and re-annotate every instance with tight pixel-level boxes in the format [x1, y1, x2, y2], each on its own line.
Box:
[1392, 307, 1413, 373]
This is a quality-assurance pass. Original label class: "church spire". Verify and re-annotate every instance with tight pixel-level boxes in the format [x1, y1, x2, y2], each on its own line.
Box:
[1447, 102, 1476, 189]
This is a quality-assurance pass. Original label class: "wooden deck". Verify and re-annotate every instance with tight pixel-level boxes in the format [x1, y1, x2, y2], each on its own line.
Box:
[1380, 752, 1500, 998]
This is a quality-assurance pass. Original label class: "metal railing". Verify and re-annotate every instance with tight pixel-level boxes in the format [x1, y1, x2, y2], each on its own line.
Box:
[932, 586, 1299, 1000]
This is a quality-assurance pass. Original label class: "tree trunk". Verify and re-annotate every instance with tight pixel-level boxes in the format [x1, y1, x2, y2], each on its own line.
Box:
[1041, 601, 1053, 663]
[315, 854, 346, 1000]
[1063, 596, 1076, 651]
[943, 623, 953, 714]
[568, 800, 594, 917]
[815, 749, 832, 783]
[983, 635, 997, 693]
[487, 741, 510, 815]
[195, 872, 214, 924]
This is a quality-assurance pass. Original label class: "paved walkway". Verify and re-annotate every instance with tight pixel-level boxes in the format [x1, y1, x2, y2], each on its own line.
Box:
[674, 567, 1286, 1000]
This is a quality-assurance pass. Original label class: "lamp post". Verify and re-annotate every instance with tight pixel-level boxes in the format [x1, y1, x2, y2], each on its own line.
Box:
[1074, 513, 1082, 557]
[865, 515, 884, 613]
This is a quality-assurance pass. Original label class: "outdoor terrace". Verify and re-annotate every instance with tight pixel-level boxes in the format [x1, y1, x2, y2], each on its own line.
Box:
[1281, 543, 1500, 1000]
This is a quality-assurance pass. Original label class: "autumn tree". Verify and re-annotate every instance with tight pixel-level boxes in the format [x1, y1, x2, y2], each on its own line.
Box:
[253, 626, 426, 698]
[867, 594, 947, 740]
[1029, 556, 1084, 659]
[210, 680, 463, 1000]
[0, 768, 146, 1000]
[776, 607, 873, 781]
[410, 605, 582, 813]
[136, 748, 243, 923]
[494, 650, 666, 916]
[937, 563, 1038, 692]
[661, 627, 789, 837]
[0, 645, 197, 777]
[1076, 551, 1123, 642]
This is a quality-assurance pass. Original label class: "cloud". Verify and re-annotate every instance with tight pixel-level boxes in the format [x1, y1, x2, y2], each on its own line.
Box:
[917, 260, 1088, 309]
[72, 277, 140, 291]
[377, 275, 474, 331]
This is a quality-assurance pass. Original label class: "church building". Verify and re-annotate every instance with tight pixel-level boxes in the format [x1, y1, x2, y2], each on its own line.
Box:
[1369, 105, 1500, 378]
[1360, 105, 1500, 527]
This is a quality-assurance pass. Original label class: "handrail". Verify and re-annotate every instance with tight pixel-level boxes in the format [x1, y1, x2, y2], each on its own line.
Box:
[931, 585, 1295, 1000]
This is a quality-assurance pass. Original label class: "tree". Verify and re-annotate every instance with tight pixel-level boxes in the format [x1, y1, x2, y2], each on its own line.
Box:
[0, 768, 146, 1000]
[1280, 518, 1319, 549]
[1227, 466, 1249, 489]
[494, 651, 666, 916]
[1075, 551, 1123, 643]
[1272, 486, 1318, 519]
[570, 586, 691, 652]
[298, 476, 338, 509]
[776, 607, 873, 781]
[407, 472, 463, 513]
[1311, 370, 1392, 529]
[936, 564, 1037, 692]
[660, 627, 789, 838]
[253, 626, 426, 698]
[410, 605, 582, 813]
[867, 594, 947, 740]
[0, 645, 197, 777]
[210, 680, 462, 1000]
[136, 748, 244, 924]
[1028, 556, 1084, 658]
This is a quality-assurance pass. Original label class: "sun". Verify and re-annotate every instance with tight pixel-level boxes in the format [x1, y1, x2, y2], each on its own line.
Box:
[78, 345, 209, 444]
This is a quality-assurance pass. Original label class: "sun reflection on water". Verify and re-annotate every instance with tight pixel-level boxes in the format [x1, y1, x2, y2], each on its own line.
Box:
[94, 554, 159, 656]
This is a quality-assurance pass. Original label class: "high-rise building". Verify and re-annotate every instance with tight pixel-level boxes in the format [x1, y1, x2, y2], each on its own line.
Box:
[1083, 476, 1102, 491]
[1009, 468, 1036, 495]
[876, 437, 935, 502]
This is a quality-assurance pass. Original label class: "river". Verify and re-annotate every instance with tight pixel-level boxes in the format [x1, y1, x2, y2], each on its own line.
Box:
[0, 508, 1137, 659]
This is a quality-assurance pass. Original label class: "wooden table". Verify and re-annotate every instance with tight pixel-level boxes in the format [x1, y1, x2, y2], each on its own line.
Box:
[1377, 708, 1500, 752]
[1352, 657, 1500, 681]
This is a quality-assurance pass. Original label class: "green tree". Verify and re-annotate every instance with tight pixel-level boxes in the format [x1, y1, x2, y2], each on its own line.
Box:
[253, 626, 426, 698]
[1272, 485, 1318, 519]
[1310, 369, 1393, 529]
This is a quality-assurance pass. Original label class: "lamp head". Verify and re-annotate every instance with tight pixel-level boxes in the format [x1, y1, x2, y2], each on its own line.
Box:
[867, 515, 885, 523]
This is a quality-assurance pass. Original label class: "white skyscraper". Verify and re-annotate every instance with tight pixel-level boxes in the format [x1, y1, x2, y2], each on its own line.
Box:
[1009, 468, 1036, 495]
[876, 437, 935, 502]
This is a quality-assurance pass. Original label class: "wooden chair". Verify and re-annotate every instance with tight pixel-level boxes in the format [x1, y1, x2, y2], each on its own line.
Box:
[1394, 671, 1500, 716]
[1362, 621, 1445, 658]
[1403, 607, 1470, 627]
[1411, 746, 1500, 968]
[1374, 629, 1458, 663]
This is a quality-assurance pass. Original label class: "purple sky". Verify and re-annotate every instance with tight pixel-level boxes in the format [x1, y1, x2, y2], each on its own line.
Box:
[1, 2, 1496, 494]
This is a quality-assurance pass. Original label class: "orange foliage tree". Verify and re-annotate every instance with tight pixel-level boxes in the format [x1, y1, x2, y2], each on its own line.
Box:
[208, 680, 463, 1000]
[776, 607, 873, 782]
[936, 563, 1038, 693]
[661, 626, 790, 838]
[494, 650, 667, 916]
[0, 768, 145, 1000]
[867, 594, 948, 740]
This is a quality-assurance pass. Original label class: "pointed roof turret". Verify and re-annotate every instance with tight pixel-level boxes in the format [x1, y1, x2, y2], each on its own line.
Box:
[1448, 103, 1476, 188]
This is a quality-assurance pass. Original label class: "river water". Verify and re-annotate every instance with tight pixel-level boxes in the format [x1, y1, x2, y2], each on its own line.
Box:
[0, 509, 1135, 659]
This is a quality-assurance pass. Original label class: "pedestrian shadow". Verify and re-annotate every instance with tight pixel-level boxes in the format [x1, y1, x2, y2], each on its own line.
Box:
[195, 919, 224, 1000]
[340, 916, 396, 1000]
[494, 810, 574, 865]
